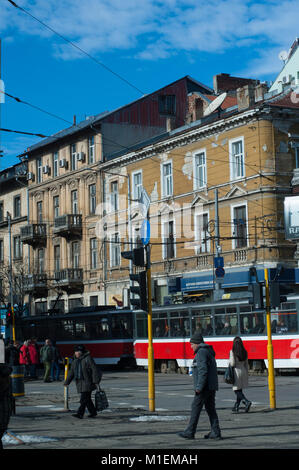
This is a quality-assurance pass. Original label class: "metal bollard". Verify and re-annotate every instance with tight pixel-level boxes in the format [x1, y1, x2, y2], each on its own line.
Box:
[64, 357, 69, 411]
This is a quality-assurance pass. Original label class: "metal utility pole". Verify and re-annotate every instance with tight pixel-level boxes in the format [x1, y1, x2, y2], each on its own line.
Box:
[146, 243, 155, 412]
[264, 268, 276, 409]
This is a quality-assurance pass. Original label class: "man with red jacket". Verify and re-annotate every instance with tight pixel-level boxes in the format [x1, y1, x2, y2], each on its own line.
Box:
[28, 338, 39, 379]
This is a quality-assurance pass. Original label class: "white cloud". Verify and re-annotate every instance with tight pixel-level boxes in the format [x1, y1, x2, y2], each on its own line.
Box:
[1, 0, 299, 72]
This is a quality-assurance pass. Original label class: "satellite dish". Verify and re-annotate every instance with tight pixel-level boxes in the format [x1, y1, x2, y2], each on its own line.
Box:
[203, 92, 227, 117]
[278, 50, 288, 62]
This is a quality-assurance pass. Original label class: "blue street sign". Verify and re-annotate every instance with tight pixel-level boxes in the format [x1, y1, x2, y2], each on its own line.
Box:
[215, 266, 225, 278]
[214, 256, 224, 268]
[141, 219, 151, 246]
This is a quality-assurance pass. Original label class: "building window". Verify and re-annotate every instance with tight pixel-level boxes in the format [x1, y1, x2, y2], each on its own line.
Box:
[110, 181, 118, 212]
[158, 94, 176, 115]
[90, 238, 98, 269]
[193, 150, 207, 189]
[14, 195, 21, 218]
[13, 236, 22, 259]
[71, 241, 80, 268]
[37, 248, 45, 273]
[53, 196, 59, 218]
[71, 190, 78, 214]
[110, 233, 120, 267]
[132, 171, 142, 201]
[89, 184, 96, 214]
[37, 201, 43, 223]
[230, 137, 245, 180]
[53, 151, 59, 177]
[54, 245, 60, 272]
[233, 205, 247, 248]
[0, 202, 3, 223]
[162, 162, 173, 197]
[88, 136, 95, 164]
[195, 213, 210, 253]
[71, 144, 77, 171]
[0, 239, 3, 262]
[163, 220, 175, 259]
[36, 157, 42, 183]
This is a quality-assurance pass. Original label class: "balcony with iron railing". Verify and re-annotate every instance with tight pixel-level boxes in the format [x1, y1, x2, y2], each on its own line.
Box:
[20, 224, 47, 247]
[23, 273, 48, 296]
[54, 268, 83, 292]
[53, 214, 82, 238]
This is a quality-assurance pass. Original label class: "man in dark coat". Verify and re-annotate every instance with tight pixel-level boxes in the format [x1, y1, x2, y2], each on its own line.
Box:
[64, 345, 102, 419]
[178, 332, 222, 440]
[0, 363, 13, 449]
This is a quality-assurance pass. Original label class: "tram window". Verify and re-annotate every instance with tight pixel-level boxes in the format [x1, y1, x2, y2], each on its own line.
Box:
[60, 320, 74, 339]
[111, 314, 132, 338]
[169, 311, 189, 337]
[191, 309, 213, 336]
[271, 309, 297, 334]
[215, 311, 238, 335]
[240, 312, 265, 335]
[136, 312, 147, 338]
[153, 312, 169, 337]
[74, 321, 88, 339]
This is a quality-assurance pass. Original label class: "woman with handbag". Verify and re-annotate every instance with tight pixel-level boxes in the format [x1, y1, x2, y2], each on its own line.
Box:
[64, 345, 102, 419]
[229, 336, 251, 413]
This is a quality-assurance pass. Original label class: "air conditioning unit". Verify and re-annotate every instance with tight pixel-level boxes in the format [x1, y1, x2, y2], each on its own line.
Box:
[59, 159, 68, 168]
[42, 165, 50, 174]
[76, 152, 85, 162]
[26, 172, 35, 181]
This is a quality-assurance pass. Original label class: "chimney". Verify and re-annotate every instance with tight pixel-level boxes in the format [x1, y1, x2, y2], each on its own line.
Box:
[73, 115, 76, 125]
[236, 84, 256, 111]
[254, 83, 268, 102]
[214, 73, 260, 94]
[186, 93, 204, 123]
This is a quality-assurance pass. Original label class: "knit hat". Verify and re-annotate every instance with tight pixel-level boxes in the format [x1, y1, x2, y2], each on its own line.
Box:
[74, 345, 85, 352]
[190, 332, 204, 344]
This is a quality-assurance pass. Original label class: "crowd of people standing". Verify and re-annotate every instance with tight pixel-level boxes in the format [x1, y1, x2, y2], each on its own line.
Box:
[4, 337, 62, 382]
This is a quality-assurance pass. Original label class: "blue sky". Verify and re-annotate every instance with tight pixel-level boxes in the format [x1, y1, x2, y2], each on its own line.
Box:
[0, 0, 298, 170]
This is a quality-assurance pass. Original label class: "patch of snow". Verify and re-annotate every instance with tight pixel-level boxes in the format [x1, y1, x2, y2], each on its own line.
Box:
[130, 415, 188, 422]
[2, 433, 58, 446]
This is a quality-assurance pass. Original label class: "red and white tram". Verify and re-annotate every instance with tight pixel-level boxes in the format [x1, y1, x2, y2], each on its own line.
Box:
[133, 297, 299, 372]
[16, 308, 134, 367]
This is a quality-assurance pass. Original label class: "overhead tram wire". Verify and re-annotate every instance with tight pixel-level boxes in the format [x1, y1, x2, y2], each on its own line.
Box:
[7, 0, 145, 97]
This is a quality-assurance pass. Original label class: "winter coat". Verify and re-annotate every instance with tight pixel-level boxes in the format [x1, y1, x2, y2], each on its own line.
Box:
[192, 342, 218, 393]
[19, 344, 31, 365]
[40, 345, 54, 363]
[229, 349, 249, 390]
[28, 343, 39, 365]
[0, 364, 13, 433]
[64, 351, 101, 393]
[5, 344, 20, 366]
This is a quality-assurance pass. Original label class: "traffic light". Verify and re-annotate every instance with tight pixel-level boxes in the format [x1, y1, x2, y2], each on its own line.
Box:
[6, 306, 13, 325]
[129, 271, 148, 311]
[121, 246, 145, 267]
[269, 282, 293, 308]
[248, 282, 264, 309]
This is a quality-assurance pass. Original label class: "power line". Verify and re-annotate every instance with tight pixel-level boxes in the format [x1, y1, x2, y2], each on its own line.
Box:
[7, 0, 145, 97]
[0, 127, 48, 138]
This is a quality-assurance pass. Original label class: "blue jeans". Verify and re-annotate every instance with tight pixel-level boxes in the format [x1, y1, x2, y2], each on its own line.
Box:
[50, 361, 60, 380]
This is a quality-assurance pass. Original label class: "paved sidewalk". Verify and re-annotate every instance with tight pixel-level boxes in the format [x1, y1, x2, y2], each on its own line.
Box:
[3, 377, 299, 451]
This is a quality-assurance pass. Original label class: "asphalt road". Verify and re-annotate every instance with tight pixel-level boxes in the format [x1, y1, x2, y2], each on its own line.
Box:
[3, 369, 299, 455]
